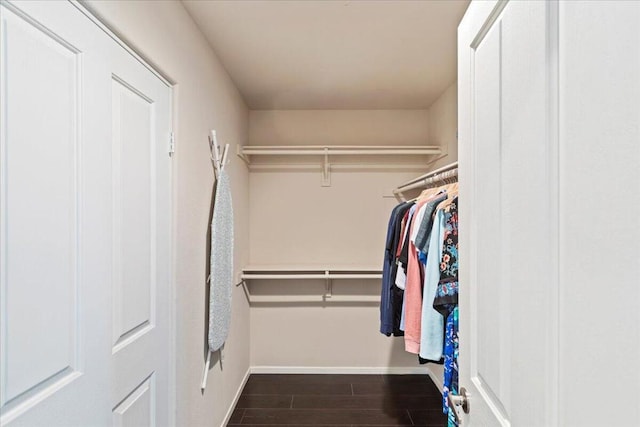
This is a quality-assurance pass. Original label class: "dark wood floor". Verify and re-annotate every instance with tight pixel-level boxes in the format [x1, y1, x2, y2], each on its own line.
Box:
[227, 374, 446, 426]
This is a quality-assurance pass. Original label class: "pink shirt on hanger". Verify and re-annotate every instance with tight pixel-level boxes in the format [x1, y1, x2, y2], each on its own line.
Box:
[403, 194, 438, 353]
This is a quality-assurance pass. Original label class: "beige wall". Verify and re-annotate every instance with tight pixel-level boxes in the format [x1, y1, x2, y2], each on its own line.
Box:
[428, 82, 458, 169]
[249, 171, 414, 266]
[247, 100, 456, 376]
[247, 110, 438, 370]
[248, 168, 422, 369]
[250, 109, 430, 146]
[84, 1, 251, 426]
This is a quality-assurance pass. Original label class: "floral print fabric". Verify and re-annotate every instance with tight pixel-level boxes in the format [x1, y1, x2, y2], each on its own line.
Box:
[433, 197, 459, 314]
[432, 198, 459, 424]
[444, 307, 459, 426]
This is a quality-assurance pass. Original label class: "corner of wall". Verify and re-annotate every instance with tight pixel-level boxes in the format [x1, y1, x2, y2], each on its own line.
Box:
[427, 82, 459, 170]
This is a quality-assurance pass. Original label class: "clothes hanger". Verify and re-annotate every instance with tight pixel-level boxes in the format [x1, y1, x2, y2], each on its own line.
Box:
[417, 187, 439, 200]
[436, 179, 458, 211]
[407, 169, 458, 203]
[209, 130, 231, 176]
[404, 185, 435, 203]
[419, 173, 453, 200]
[209, 131, 221, 178]
[431, 179, 453, 196]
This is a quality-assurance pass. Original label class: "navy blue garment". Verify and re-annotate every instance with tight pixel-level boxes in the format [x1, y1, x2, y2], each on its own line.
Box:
[380, 203, 405, 335]
[380, 202, 413, 336]
[390, 202, 415, 336]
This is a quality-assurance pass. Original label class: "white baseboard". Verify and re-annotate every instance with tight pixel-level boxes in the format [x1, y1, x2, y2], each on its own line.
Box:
[220, 367, 251, 427]
[250, 365, 431, 375]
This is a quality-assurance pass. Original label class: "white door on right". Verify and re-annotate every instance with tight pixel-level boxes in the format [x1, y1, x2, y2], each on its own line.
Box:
[458, 1, 559, 425]
[458, 1, 640, 426]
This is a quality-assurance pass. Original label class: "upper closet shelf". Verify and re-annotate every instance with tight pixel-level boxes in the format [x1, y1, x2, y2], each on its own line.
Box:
[237, 145, 442, 159]
[237, 145, 442, 186]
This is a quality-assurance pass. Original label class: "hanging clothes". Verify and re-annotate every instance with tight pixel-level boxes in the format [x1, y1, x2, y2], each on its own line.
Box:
[382, 169, 459, 426]
[381, 203, 401, 336]
[381, 201, 413, 336]
[444, 307, 459, 427]
[419, 207, 446, 362]
[408, 192, 448, 355]
[415, 192, 447, 263]
[381, 181, 459, 425]
[433, 197, 459, 313]
[395, 204, 417, 290]
[432, 197, 459, 423]
[396, 200, 426, 334]
[403, 193, 441, 353]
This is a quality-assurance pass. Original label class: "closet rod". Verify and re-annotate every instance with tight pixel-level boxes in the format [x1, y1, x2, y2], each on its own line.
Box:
[395, 161, 459, 191]
[393, 169, 458, 198]
[396, 168, 458, 194]
[392, 161, 458, 201]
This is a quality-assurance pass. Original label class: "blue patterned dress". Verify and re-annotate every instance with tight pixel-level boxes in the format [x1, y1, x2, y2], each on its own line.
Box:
[433, 198, 459, 427]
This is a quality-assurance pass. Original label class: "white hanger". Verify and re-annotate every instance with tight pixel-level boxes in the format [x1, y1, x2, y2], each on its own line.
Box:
[208, 130, 230, 178]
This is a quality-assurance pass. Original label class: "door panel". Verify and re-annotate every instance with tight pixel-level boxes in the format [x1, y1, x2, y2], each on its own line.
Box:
[109, 36, 172, 427]
[558, 3, 640, 425]
[2, 2, 81, 406]
[458, 0, 557, 425]
[111, 76, 155, 353]
[1, 2, 111, 425]
[113, 374, 156, 427]
[0, 1, 172, 425]
[499, 4, 551, 424]
[472, 19, 509, 417]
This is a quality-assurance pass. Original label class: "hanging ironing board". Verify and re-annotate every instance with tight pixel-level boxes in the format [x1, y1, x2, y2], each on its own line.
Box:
[201, 131, 232, 390]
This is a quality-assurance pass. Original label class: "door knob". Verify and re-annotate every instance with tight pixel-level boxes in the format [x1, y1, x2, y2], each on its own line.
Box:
[447, 387, 470, 424]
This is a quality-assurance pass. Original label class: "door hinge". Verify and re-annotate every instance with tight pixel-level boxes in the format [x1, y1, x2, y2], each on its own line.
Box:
[168, 131, 175, 156]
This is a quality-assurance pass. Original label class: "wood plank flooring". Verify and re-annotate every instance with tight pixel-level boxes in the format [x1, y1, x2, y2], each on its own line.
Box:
[227, 374, 446, 426]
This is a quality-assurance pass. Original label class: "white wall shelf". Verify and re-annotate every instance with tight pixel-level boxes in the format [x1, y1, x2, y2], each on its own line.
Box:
[240, 266, 382, 303]
[237, 145, 442, 186]
[244, 295, 380, 303]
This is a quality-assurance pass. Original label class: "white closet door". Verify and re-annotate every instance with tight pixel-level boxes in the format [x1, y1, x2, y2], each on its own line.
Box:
[0, 2, 112, 425]
[457, 1, 558, 425]
[558, 2, 640, 426]
[109, 25, 172, 427]
[0, 1, 173, 426]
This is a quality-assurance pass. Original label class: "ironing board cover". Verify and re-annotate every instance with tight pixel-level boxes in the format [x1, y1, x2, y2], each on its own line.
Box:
[208, 169, 233, 352]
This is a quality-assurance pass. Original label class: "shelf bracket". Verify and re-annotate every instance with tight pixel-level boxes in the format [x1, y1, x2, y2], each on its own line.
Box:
[321, 147, 331, 187]
[236, 145, 250, 165]
[324, 270, 332, 299]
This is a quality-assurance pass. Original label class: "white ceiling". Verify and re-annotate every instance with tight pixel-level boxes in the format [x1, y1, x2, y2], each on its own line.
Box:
[182, 0, 469, 110]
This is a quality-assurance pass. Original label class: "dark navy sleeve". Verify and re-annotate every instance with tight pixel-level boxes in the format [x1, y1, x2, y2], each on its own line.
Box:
[380, 203, 406, 335]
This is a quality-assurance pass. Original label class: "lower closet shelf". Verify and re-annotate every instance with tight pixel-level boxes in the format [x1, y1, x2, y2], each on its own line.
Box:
[245, 294, 380, 303]
[240, 266, 382, 303]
